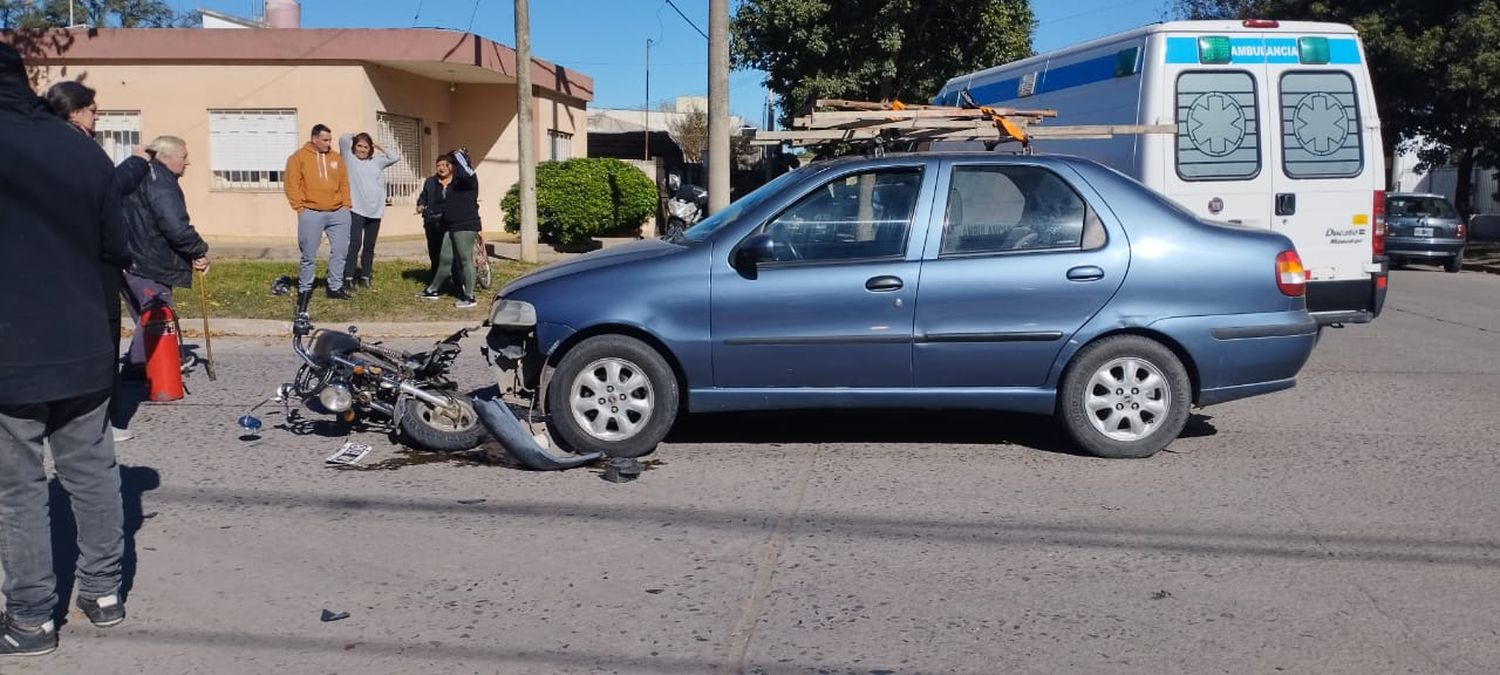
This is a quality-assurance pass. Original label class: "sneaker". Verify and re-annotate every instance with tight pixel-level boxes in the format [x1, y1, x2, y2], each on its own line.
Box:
[325, 288, 353, 301]
[111, 426, 133, 443]
[358, 276, 372, 289]
[417, 289, 441, 300]
[342, 277, 356, 289]
[0, 614, 57, 656]
[454, 297, 477, 309]
[75, 594, 126, 628]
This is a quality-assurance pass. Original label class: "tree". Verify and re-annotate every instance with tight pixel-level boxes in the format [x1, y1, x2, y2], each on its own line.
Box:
[732, 0, 1034, 126]
[1175, 0, 1500, 214]
[0, 0, 192, 29]
[664, 103, 709, 164]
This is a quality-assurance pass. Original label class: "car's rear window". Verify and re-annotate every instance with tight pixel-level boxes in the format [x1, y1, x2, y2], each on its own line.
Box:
[1279, 71, 1364, 178]
[1387, 196, 1458, 219]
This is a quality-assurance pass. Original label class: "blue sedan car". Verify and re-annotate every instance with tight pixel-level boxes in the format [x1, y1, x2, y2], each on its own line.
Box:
[485, 153, 1318, 459]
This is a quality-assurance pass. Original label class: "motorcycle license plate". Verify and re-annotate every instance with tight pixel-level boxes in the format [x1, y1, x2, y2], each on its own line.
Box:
[1413, 227, 1434, 237]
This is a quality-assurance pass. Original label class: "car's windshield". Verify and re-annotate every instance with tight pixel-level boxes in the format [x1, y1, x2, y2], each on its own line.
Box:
[677, 169, 806, 243]
[1388, 196, 1458, 219]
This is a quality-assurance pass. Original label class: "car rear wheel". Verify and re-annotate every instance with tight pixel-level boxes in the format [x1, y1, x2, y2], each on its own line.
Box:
[546, 335, 679, 458]
[1444, 255, 1463, 273]
[1057, 335, 1192, 459]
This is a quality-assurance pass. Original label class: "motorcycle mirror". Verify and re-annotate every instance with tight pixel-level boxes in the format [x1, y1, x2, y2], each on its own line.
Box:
[270, 275, 295, 296]
[667, 174, 681, 192]
[237, 415, 263, 435]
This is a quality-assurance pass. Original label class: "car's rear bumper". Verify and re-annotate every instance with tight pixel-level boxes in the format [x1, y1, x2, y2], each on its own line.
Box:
[1151, 310, 1318, 407]
[1386, 237, 1466, 258]
[1306, 266, 1387, 326]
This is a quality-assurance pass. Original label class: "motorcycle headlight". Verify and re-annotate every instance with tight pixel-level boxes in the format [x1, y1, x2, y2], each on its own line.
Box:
[318, 383, 353, 413]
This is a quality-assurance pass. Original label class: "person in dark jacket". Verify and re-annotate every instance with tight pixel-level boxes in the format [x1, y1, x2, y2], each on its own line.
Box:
[418, 148, 481, 309]
[44, 79, 149, 442]
[121, 135, 210, 373]
[416, 155, 452, 279]
[0, 42, 130, 657]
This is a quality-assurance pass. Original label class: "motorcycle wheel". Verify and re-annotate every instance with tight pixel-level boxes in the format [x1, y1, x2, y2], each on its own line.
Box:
[665, 217, 687, 240]
[398, 391, 487, 452]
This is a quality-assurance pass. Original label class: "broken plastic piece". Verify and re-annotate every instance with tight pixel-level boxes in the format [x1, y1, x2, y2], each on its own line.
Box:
[473, 396, 602, 471]
[601, 457, 643, 483]
[320, 609, 350, 622]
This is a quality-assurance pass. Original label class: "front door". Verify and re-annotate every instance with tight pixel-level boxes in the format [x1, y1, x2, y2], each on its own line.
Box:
[710, 166, 932, 388]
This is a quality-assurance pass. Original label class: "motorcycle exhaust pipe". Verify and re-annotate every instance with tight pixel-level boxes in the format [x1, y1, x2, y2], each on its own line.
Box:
[397, 381, 454, 408]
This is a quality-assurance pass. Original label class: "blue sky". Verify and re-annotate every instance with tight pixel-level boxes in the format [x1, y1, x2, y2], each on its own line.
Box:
[182, 0, 1173, 125]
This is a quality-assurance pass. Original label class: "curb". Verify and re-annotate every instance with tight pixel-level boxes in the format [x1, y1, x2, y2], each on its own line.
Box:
[124, 319, 482, 339]
[1461, 260, 1500, 274]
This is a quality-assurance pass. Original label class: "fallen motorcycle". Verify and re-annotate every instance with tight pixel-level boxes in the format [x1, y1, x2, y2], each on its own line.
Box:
[268, 276, 486, 452]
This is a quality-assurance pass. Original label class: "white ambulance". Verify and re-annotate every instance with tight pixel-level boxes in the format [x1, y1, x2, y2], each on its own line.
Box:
[933, 20, 1388, 325]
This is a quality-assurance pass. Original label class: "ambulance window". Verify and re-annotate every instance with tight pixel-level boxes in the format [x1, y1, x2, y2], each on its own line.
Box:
[1175, 71, 1261, 181]
[1280, 71, 1363, 178]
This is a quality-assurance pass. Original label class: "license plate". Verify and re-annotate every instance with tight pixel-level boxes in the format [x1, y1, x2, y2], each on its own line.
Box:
[1414, 226, 1434, 237]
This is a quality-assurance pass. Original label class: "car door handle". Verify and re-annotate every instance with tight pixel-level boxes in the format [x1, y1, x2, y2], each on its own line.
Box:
[865, 275, 904, 292]
[1066, 266, 1105, 282]
[1275, 193, 1296, 216]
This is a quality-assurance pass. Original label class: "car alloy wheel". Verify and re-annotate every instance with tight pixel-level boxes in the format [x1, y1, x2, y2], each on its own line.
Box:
[1083, 357, 1171, 442]
[568, 357, 656, 442]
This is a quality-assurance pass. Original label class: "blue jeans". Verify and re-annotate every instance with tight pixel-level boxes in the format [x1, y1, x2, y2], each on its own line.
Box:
[297, 208, 351, 292]
[0, 390, 123, 626]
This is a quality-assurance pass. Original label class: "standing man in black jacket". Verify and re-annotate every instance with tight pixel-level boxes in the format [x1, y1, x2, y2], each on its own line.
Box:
[120, 135, 210, 376]
[0, 42, 130, 657]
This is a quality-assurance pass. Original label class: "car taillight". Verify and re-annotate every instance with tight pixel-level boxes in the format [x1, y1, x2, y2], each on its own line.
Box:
[1372, 190, 1386, 256]
[1457, 219, 1467, 240]
[1276, 250, 1307, 297]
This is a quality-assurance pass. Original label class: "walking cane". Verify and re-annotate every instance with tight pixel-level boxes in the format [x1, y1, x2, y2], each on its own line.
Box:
[196, 268, 217, 382]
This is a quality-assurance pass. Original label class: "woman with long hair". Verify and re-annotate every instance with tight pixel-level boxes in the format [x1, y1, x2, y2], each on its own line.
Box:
[338, 131, 400, 288]
[417, 148, 480, 309]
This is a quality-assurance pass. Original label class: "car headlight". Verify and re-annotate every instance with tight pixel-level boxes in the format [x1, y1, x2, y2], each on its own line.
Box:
[489, 298, 538, 329]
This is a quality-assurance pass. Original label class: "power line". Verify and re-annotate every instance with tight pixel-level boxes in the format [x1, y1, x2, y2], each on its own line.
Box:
[664, 0, 707, 39]
[411, 0, 424, 27]
[466, 0, 482, 34]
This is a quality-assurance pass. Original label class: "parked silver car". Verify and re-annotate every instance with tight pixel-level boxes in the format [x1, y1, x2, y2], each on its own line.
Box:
[1385, 193, 1467, 273]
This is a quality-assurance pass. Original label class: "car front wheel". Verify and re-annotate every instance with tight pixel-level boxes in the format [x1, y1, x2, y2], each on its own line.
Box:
[1057, 335, 1192, 459]
[546, 335, 679, 458]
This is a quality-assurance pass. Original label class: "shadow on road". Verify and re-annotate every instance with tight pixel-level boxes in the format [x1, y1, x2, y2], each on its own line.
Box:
[49, 464, 162, 625]
[665, 409, 1218, 457]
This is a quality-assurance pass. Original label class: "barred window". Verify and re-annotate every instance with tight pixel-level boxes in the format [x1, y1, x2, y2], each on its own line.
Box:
[1280, 72, 1363, 178]
[1175, 71, 1261, 181]
[549, 130, 573, 161]
[376, 112, 424, 205]
[93, 111, 140, 166]
[208, 109, 298, 191]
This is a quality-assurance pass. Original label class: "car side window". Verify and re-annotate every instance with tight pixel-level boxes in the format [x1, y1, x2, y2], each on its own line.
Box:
[755, 168, 922, 263]
[940, 165, 1102, 256]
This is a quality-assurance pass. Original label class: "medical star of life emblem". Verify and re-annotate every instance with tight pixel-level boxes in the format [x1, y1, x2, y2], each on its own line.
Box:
[1293, 93, 1349, 156]
[1186, 92, 1245, 158]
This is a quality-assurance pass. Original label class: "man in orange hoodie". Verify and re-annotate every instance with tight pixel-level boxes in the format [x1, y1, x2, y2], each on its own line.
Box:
[284, 123, 353, 300]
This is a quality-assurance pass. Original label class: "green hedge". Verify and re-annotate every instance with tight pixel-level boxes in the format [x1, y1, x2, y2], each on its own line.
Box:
[501, 158, 658, 245]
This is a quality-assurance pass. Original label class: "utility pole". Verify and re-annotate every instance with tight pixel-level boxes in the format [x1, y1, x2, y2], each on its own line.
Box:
[707, 0, 730, 213]
[644, 38, 652, 161]
[515, 0, 538, 263]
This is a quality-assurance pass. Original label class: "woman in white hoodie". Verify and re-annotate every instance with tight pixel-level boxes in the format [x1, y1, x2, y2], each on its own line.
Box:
[339, 132, 400, 288]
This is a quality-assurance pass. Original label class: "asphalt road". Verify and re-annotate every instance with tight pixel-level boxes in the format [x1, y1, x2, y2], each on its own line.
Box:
[5, 267, 1499, 675]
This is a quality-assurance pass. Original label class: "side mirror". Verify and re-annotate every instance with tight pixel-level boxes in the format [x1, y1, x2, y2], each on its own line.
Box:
[667, 174, 682, 193]
[733, 233, 776, 279]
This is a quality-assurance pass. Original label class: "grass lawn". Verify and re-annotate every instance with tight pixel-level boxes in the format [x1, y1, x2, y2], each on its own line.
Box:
[174, 259, 536, 322]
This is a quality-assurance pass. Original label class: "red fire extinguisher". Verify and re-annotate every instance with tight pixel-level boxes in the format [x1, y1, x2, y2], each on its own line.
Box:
[140, 301, 184, 402]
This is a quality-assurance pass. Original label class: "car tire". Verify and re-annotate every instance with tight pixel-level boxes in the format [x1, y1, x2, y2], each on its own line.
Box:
[1057, 335, 1192, 459]
[546, 335, 679, 458]
[1444, 255, 1463, 273]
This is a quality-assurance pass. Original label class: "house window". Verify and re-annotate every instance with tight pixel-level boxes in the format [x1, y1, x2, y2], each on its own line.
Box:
[208, 109, 298, 191]
[93, 111, 141, 166]
[549, 130, 573, 161]
[376, 112, 424, 205]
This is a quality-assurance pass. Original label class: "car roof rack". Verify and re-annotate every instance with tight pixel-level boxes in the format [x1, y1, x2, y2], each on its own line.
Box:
[751, 95, 1174, 155]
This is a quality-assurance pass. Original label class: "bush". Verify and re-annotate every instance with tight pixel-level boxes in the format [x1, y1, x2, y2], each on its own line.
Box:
[502, 158, 658, 245]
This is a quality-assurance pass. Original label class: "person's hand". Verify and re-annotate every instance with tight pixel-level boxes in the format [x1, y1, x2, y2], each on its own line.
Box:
[192, 256, 210, 273]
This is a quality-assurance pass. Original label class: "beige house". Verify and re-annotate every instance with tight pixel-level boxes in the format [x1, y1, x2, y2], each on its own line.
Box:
[5, 22, 592, 242]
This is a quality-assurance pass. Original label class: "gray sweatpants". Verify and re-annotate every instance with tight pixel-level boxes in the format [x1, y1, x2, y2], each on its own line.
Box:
[0, 390, 123, 626]
[297, 208, 351, 292]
